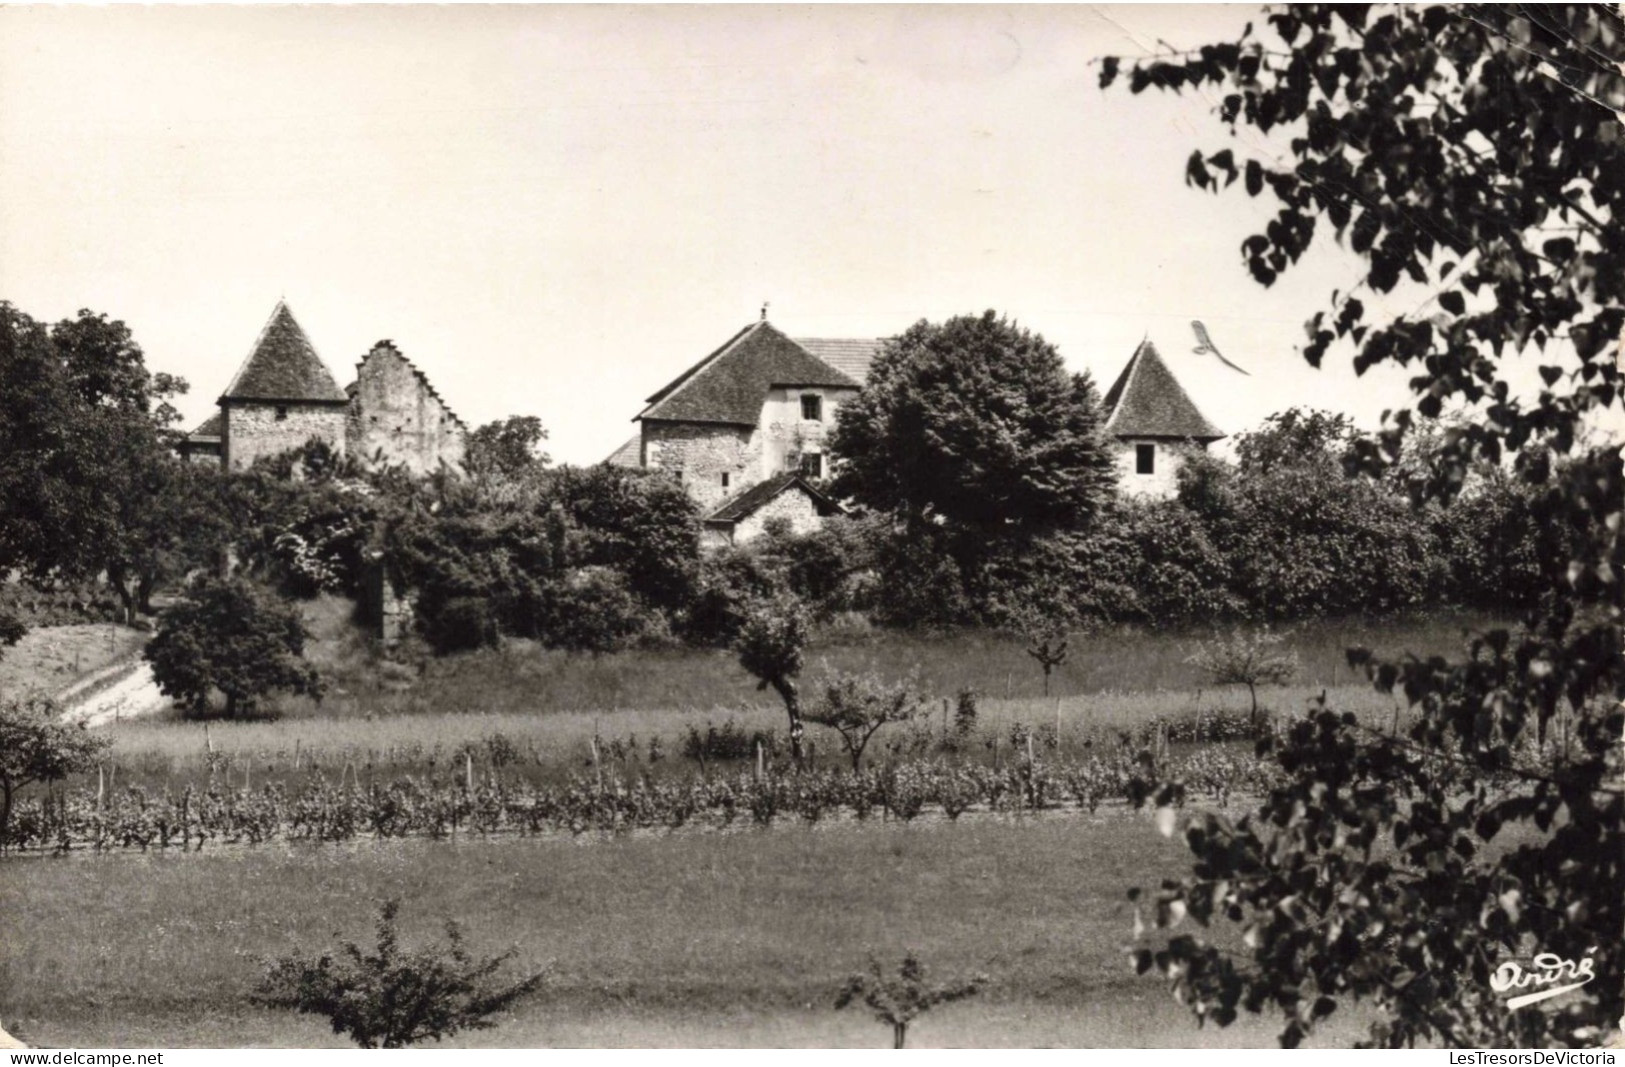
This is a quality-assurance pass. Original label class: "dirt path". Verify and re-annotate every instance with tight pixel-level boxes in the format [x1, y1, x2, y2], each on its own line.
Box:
[55, 654, 170, 727]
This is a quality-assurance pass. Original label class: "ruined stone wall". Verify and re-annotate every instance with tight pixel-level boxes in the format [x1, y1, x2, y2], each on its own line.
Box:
[224, 402, 348, 471]
[641, 420, 760, 514]
[347, 343, 468, 474]
[733, 488, 826, 544]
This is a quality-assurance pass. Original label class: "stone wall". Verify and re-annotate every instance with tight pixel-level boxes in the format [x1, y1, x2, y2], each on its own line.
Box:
[758, 385, 857, 477]
[1114, 438, 1201, 499]
[347, 342, 467, 474]
[224, 402, 348, 471]
[179, 441, 222, 466]
[642, 420, 759, 514]
[733, 487, 827, 543]
[700, 524, 735, 552]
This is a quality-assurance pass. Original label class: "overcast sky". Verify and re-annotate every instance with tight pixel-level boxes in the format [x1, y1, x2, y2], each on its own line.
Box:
[2, 4, 1614, 463]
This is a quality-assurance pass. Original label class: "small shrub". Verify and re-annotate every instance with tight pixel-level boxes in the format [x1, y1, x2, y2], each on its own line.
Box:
[1185, 626, 1299, 725]
[419, 595, 500, 655]
[803, 670, 926, 771]
[680, 720, 777, 768]
[543, 567, 648, 654]
[0, 697, 109, 849]
[256, 898, 546, 1048]
[953, 688, 978, 737]
[835, 953, 987, 1048]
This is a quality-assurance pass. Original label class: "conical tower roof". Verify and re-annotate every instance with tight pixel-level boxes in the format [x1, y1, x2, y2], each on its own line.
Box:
[221, 301, 347, 404]
[1102, 339, 1223, 441]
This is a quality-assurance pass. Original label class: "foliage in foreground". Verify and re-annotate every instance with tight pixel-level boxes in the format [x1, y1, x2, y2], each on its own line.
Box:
[1108, 4, 1624, 1048]
[257, 898, 546, 1048]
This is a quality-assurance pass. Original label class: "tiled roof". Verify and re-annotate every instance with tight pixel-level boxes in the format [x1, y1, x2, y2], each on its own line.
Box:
[638, 321, 861, 426]
[793, 338, 883, 383]
[221, 301, 348, 404]
[706, 471, 844, 524]
[188, 411, 224, 441]
[603, 434, 642, 468]
[1102, 339, 1223, 441]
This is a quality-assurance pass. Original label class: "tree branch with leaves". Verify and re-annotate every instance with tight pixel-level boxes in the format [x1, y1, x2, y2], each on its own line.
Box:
[1107, 4, 1623, 1049]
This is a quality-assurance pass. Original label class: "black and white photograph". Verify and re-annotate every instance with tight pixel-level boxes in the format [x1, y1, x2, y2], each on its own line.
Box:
[0, 3, 1621, 1052]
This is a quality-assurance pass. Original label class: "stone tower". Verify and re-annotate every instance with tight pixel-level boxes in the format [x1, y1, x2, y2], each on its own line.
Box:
[216, 301, 350, 471]
[1101, 339, 1225, 498]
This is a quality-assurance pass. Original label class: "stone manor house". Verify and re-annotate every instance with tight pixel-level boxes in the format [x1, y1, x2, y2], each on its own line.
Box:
[607, 316, 1224, 546]
[179, 301, 467, 474]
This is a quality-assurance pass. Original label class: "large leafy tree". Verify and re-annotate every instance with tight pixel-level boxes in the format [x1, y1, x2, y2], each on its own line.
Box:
[543, 464, 700, 610]
[0, 304, 202, 618]
[828, 311, 1117, 533]
[1106, 5, 1623, 1049]
[463, 415, 550, 481]
[1182, 409, 1445, 617]
[146, 576, 323, 718]
[0, 303, 84, 579]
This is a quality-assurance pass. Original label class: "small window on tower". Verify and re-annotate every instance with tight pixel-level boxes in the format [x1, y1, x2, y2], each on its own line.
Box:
[1135, 443, 1155, 475]
[800, 453, 823, 478]
[801, 394, 822, 421]
[275, 405, 289, 421]
[721, 472, 730, 489]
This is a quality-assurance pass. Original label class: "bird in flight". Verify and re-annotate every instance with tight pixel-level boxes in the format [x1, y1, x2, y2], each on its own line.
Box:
[1191, 320, 1250, 375]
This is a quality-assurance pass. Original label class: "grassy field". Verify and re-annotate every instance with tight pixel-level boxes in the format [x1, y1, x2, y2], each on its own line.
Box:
[81, 608, 1498, 789]
[272, 602, 1506, 719]
[93, 683, 1395, 791]
[0, 811, 1372, 1048]
[0, 623, 146, 700]
[2, 611, 1498, 1047]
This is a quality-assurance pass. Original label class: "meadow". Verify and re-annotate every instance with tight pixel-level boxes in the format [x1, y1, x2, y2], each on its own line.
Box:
[84, 607, 1494, 790]
[0, 812, 1373, 1048]
[0, 610, 1502, 1047]
[284, 603, 1501, 719]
